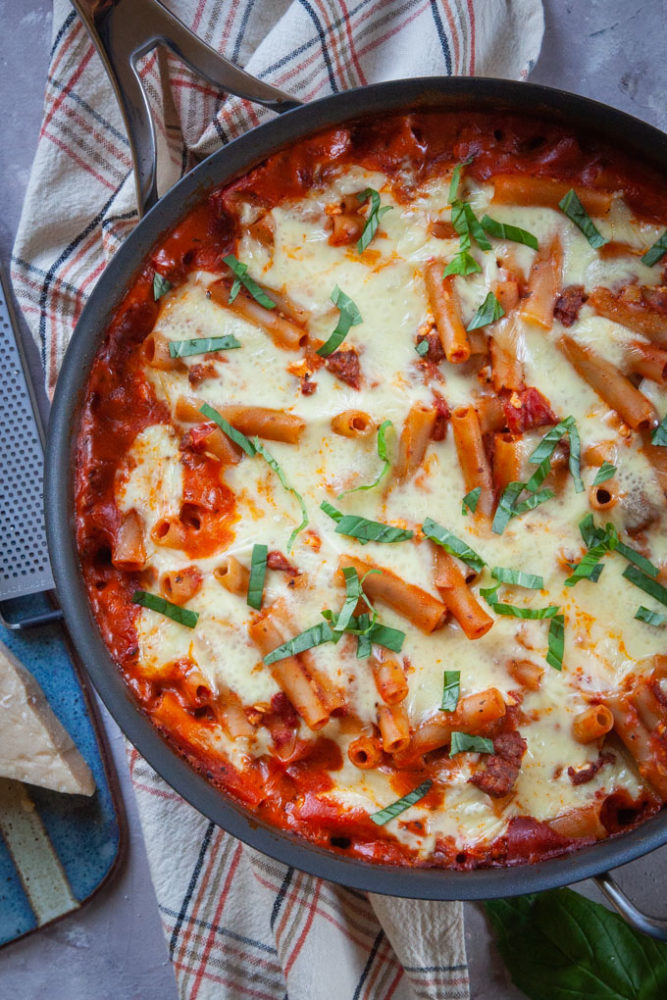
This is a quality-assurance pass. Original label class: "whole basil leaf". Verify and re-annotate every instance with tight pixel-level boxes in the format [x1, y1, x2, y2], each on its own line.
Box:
[485, 888, 667, 1000]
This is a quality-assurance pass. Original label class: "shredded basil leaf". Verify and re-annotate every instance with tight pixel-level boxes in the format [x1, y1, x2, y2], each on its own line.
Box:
[133, 590, 198, 628]
[558, 189, 608, 249]
[355, 614, 373, 658]
[153, 273, 172, 300]
[321, 503, 413, 543]
[247, 544, 268, 611]
[463, 203, 492, 251]
[513, 489, 555, 516]
[467, 291, 505, 331]
[357, 188, 393, 253]
[635, 606, 666, 626]
[448, 158, 473, 203]
[422, 517, 486, 574]
[642, 230, 667, 267]
[316, 286, 363, 358]
[592, 461, 617, 486]
[169, 335, 241, 358]
[491, 567, 544, 589]
[364, 621, 406, 653]
[443, 250, 482, 277]
[652, 415, 667, 447]
[253, 439, 308, 550]
[546, 614, 565, 670]
[623, 565, 667, 607]
[441, 670, 461, 712]
[480, 214, 539, 250]
[524, 456, 552, 493]
[223, 254, 276, 309]
[462, 486, 481, 516]
[337, 420, 393, 497]
[492, 481, 525, 534]
[481, 587, 560, 619]
[200, 402, 256, 457]
[615, 541, 659, 577]
[264, 622, 335, 665]
[415, 338, 430, 357]
[566, 521, 618, 587]
[370, 780, 432, 826]
[333, 567, 377, 634]
[450, 732, 494, 756]
[527, 416, 584, 494]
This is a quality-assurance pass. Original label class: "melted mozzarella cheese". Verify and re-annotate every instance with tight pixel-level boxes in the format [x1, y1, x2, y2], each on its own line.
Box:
[117, 164, 666, 859]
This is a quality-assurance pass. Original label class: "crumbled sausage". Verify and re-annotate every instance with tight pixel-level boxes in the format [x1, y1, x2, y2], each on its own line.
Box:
[568, 751, 616, 785]
[416, 331, 446, 363]
[554, 284, 588, 327]
[267, 551, 299, 576]
[325, 348, 361, 389]
[469, 731, 527, 798]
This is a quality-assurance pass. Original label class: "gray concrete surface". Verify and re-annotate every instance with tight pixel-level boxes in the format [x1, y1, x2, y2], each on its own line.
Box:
[1, 1, 666, 997]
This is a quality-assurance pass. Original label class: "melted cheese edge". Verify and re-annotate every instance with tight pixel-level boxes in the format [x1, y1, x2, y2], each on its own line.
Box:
[116, 164, 666, 858]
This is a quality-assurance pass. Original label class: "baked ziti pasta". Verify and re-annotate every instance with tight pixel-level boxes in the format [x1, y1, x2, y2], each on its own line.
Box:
[75, 112, 667, 868]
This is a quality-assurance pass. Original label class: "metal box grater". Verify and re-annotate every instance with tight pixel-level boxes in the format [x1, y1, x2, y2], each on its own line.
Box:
[0, 264, 56, 620]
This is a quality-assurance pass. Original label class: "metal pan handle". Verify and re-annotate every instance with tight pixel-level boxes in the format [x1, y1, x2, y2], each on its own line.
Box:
[595, 872, 667, 941]
[71, 0, 303, 216]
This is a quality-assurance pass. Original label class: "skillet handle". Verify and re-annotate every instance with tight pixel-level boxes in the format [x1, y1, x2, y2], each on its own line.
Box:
[594, 872, 667, 941]
[70, 0, 303, 216]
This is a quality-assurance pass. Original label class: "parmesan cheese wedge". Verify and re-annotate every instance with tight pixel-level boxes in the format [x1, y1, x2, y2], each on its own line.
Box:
[0, 640, 95, 796]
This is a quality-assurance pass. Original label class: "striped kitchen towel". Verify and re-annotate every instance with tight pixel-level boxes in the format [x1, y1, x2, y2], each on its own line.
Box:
[12, 2, 544, 997]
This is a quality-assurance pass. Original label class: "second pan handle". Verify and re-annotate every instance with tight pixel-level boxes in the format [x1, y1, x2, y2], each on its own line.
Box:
[71, 0, 303, 216]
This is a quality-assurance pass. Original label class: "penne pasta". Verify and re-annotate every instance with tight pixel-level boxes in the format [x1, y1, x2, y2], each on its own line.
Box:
[508, 659, 544, 691]
[588, 286, 667, 347]
[160, 566, 203, 605]
[626, 341, 667, 385]
[337, 555, 448, 633]
[491, 174, 613, 216]
[572, 704, 614, 744]
[221, 405, 305, 445]
[451, 405, 494, 517]
[490, 317, 524, 391]
[112, 509, 146, 571]
[492, 433, 524, 494]
[141, 332, 185, 371]
[558, 335, 659, 431]
[331, 410, 375, 438]
[547, 804, 606, 840]
[588, 481, 617, 512]
[424, 262, 471, 363]
[370, 652, 408, 705]
[214, 556, 250, 596]
[348, 733, 383, 769]
[407, 688, 507, 759]
[209, 279, 308, 350]
[377, 703, 411, 754]
[431, 544, 493, 640]
[520, 235, 563, 330]
[395, 403, 438, 481]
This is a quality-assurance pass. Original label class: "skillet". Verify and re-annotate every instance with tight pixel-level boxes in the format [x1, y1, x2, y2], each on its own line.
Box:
[45, 0, 667, 938]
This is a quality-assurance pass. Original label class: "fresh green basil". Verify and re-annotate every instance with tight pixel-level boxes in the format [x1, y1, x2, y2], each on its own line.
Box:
[652, 415, 667, 446]
[491, 567, 544, 589]
[133, 590, 198, 628]
[485, 887, 667, 1000]
[321, 503, 413, 543]
[415, 338, 430, 356]
[333, 567, 377, 634]
[558, 189, 608, 249]
[642, 230, 667, 267]
[247, 544, 268, 611]
[480, 214, 539, 250]
[253, 439, 309, 550]
[565, 522, 618, 587]
[338, 420, 393, 497]
[153, 273, 172, 300]
[264, 622, 335, 665]
[316, 286, 363, 357]
[443, 249, 482, 277]
[546, 614, 565, 670]
[370, 780, 432, 826]
[462, 486, 481, 515]
[223, 254, 276, 309]
[622, 565, 667, 607]
[592, 461, 617, 486]
[635, 606, 666, 627]
[467, 291, 505, 331]
[422, 517, 486, 574]
[481, 587, 560, 620]
[492, 481, 526, 534]
[513, 488, 555, 516]
[448, 158, 473, 203]
[200, 402, 256, 457]
[441, 670, 461, 712]
[357, 188, 393, 253]
[449, 732, 494, 756]
[169, 335, 241, 358]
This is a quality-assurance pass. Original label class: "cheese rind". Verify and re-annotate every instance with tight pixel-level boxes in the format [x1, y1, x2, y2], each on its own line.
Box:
[0, 641, 95, 796]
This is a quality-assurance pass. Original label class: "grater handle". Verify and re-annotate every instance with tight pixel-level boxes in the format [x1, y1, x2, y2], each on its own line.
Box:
[70, 0, 303, 217]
